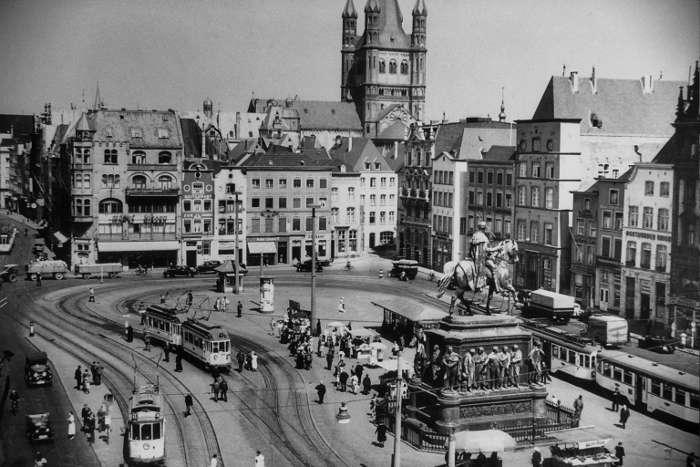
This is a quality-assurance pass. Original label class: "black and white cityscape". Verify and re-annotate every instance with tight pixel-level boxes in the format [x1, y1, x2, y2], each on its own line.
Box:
[0, 1, 698, 466]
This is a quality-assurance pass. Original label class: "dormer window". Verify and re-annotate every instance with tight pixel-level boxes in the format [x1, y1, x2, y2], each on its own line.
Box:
[590, 113, 603, 129]
[157, 128, 169, 139]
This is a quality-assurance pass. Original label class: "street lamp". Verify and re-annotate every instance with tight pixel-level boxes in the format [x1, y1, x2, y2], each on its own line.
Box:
[309, 203, 321, 335]
[233, 191, 242, 294]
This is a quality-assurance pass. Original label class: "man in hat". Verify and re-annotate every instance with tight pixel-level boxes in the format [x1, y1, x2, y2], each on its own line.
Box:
[498, 346, 511, 388]
[442, 345, 461, 392]
[487, 346, 500, 389]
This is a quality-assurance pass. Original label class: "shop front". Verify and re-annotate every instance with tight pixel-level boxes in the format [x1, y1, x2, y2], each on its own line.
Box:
[97, 240, 178, 268]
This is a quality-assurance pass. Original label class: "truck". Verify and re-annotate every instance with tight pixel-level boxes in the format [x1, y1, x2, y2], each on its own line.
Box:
[75, 263, 123, 279]
[523, 289, 576, 323]
[26, 260, 69, 280]
[587, 314, 628, 347]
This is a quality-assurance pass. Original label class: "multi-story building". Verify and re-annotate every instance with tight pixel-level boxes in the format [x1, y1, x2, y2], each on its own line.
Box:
[652, 62, 700, 339]
[238, 151, 335, 266]
[66, 109, 184, 268]
[179, 159, 216, 267]
[431, 152, 466, 267]
[329, 136, 398, 256]
[0, 114, 37, 214]
[515, 71, 683, 292]
[212, 166, 247, 265]
[340, 0, 427, 134]
[572, 177, 626, 312]
[621, 163, 674, 326]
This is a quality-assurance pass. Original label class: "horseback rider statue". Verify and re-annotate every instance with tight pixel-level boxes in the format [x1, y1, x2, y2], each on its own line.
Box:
[469, 221, 500, 292]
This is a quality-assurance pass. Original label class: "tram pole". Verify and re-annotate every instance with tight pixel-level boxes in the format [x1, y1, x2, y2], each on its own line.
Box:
[392, 350, 402, 467]
[310, 204, 320, 335]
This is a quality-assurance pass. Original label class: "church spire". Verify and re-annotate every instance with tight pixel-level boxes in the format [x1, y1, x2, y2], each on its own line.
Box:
[93, 81, 104, 111]
[498, 87, 507, 122]
[342, 0, 357, 18]
[412, 0, 427, 15]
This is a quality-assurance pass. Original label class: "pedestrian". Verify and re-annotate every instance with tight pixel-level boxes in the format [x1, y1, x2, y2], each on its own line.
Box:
[211, 377, 220, 402]
[316, 319, 322, 337]
[326, 347, 335, 370]
[160, 292, 167, 304]
[531, 446, 542, 467]
[184, 393, 193, 416]
[611, 387, 621, 411]
[83, 369, 91, 393]
[250, 351, 258, 371]
[375, 422, 387, 448]
[349, 374, 359, 394]
[237, 350, 245, 372]
[164, 344, 170, 362]
[619, 404, 630, 429]
[144, 332, 151, 351]
[315, 381, 326, 404]
[186, 290, 193, 307]
[339, 368, 349, 391]
[33, 451, 47, 467]
[362, 373, 372, 394]
[210, 453, 219, 467]
[88, 287, 95, 302]
[36, 274, 42, 287]
[103, 410, 111, 443]
[67, 411, 76, 439]
[81, 404, 90, 427]
[86, 411, 96, 444]
[90, 362, 97, 384]
[573, 394, 584, 423]
[175, 348, 183, 372]
[368, 394, 377, 418]
[74, 365, 82, 389]
[254, 450, 265, 466]
[338, 297, 345, 313]
[614, 441, 625, 466]
[237, 300, 243, 318]
[138, 302, 146, 325]
[219, 378, 228, 402]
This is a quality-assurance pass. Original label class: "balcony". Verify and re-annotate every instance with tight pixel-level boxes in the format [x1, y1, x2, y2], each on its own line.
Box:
[125, 183, 179, 197]
[71, 163, 92, 170]
[72, 215, 94, 223]
[596, 255, 621, 267]
[625, 260, 635, 267]
[127, 163, 177, 171]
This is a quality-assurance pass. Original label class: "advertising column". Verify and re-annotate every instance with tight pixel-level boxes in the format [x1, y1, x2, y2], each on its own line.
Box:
[259, 276, 274, 313]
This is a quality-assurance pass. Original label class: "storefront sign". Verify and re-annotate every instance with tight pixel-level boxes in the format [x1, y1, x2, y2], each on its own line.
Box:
[627, 230, 672, 243]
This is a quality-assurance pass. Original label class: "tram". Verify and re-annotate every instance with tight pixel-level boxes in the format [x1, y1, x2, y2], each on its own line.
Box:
[181, 319, 232, 371]
[596, 350, 700, 426]
[127, 384, 165, 465]
[525, 321, 599, 382]
[144, 305, 183, 347]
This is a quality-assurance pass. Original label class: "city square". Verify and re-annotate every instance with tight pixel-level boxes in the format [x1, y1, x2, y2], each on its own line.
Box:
[0, 0, 699, 466]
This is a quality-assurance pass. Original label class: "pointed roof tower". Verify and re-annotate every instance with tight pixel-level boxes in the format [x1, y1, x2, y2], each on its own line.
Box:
[76, 112, 91, 132]
[93, 81, 104, 111]
[361, 0, 410, 48]
[364, 0, 379, 13]
[412, 0, 427, 15]
[343, 0, 358, 18]
[498, 87, 507, 122]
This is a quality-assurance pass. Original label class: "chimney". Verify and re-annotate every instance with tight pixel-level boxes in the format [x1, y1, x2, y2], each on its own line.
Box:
[562, 64, 567, 77]
[590, 67, 597, 94]
[641, 75, 654, 94]
[634, 144, 643, 162]
[348, 137, 353, 152]
[569, 71, 579, 93]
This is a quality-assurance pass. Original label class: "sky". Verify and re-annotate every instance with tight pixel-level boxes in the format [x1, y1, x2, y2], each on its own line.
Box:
[0, 0, 698, 122]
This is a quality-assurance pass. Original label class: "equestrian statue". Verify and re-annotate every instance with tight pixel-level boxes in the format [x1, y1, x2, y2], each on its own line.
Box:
[437, 221, 519, 315]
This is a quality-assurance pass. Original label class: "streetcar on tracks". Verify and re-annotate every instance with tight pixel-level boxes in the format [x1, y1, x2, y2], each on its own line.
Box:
[181, 319, 231, 371]
[127, 384, 165, 465]
[595, 350, 700, 427]
[144, 305, 183, 348]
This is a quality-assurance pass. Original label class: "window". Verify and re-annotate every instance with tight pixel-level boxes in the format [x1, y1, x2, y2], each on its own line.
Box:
[505, 193, 512, 208]
[651, 379, 661, 396]
[486, 192, 492, 207]
[602, 211, 612, 229]
[251, 218, 260, 233]
[530, 187, 540, 207]
[379, 60, 386, 73]
[157, 128, 170, 140]
[278, 197, 287, 209]
[293, 198, 301, 208]
[655, 245, 667, 272]
[304, 217, 313, 231]
[544, 223, 553, 245]
[400, 61, 408, 74]
[183, 200, 191, 211]
[506, 173, 513, 186]
[98, 199, 122, 214]
[380, 177, 386, 188]
[320, 178, 327, 188]
[504, 219, 511, 235]
[662, 384, 673, 401]
[496, 192, 503, 208]
[131, 151, 145, 164]
[293, 178, 301, 188]
[251, 179, 260, 189]
[132, 175, 147, 188]
[158, 151, 172, 164]
[104, 149, 118, 164]
[306, 179, 314, 188]
[130, 127, 143, 139]
[487, 172, 493, 184]
[545, 188, 554, 209]
[517, 220, 526, 241]
[530, 221, 539, 243]
[585, 198, 591, 210]
[380, 194, 386, 205]
[657, 208, 669, 231]
[278, 217, 287, 233]
[469, 170, 475, 183]
[532, 138, 541, 152]
[626, 241, 637, 267]
[614, 212, 624, 230]
[225, 183, 236, 194]
[279, 178, 287, 188]
[518, 186, 526, 205]
[640, 242, 652, 269]
[72, 198, 91, 217]
[674, 388, 686, 405]
[532, 164, 541, 178]
[292, 217, 301, 231]
[660, 181, 670, 197]
[642, 207, 653, 229]
[644, 181, 654, 195]
[370, 178, 376, 187]
[369, 211, 376, 224]
[389, 60, 397, 74]
[251, 198, 260, 208]
[496, 172, 503, 185]
[379, 211, 386, 224]
[347, 187, 355, 200]
[614, 238, 622, 260]
[102, 174, 119, 188]
[609, 189, 619, 205]
[545, 163, 554, 179]
[346, 207, 355, 223]
[265, 198, 273, 209]
[601, 236, 611, 257]
[477, 171, 484, 183]
[264, 217, 273, 232]
[476, 191, 483, 206]
[623, 370, 633, 385]
[468, 191, 475, 205]
[628, 206, 638, 227]
[265, 179, 273, 189]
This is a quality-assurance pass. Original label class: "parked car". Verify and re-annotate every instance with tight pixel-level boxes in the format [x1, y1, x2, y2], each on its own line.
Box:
[197, 260, 222, 274]
[296, 260, 322, 273]
[638, 335, 675, 354]
[163, 265, 197, 278]
[0, 263, 19, 282]
[25, 351, 53, 387]
[26, 413, 54, 442]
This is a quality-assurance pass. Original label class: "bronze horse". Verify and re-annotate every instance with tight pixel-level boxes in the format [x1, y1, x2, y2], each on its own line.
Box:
[437, 239, 519, 315]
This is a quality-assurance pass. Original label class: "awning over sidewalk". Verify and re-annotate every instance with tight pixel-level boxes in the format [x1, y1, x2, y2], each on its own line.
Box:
[247, 241, 277, 254]
[454, 429, 516, 453]
[53, 231, 68, 244]
[372, 298, 448, 322]
[98, 241, 179, 252]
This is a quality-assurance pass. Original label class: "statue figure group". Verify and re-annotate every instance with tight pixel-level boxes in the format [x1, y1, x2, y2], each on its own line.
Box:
[420, 344, 524, 392]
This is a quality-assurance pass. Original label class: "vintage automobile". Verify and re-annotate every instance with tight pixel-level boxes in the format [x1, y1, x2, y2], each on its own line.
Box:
[163, 265, 198, 278]
[25, 351, 53, 386]
[198, 260, 248, 275]
[0, 263, 19, 283]
[26, 413, 54, 442]
[296, 259, 323, 273]
[638, 335, 675, 354]
[389, 259, 419, 280]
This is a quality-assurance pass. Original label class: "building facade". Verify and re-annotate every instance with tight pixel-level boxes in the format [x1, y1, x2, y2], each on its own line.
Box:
[179, 160, 216, 267]
[431, 153, 466, 267]
[620, 163, 673, 326]
[570, 186, 598, 308]
[341, 0, 427, 135]
[212, 166, 247, 265]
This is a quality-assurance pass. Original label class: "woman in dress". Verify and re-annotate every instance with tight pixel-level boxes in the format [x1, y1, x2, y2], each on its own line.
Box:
[251, 351, 258, 371]
[67, 412, 76, 439]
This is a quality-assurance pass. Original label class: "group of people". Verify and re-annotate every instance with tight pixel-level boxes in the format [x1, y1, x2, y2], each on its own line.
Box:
[331, 358, 372, 395]
[236, 349, 258, 372]
[610, 387, 631, 429]
[73, 362, 104, 394]
[75, 402, 111, 444]
[210, 373, 229, 402]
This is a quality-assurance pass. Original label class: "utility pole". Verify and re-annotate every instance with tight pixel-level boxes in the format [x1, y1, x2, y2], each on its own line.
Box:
[234, 191, 241, 294]
[310, 204, 321, 335]
[392, 350, 402, 467]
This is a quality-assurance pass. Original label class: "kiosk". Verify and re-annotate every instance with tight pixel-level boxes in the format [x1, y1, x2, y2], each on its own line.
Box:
[259, 276, 274, 313]
[215, 260, 243, 293]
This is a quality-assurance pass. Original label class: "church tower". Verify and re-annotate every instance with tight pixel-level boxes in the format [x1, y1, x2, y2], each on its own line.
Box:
[340, 0, 428, 136]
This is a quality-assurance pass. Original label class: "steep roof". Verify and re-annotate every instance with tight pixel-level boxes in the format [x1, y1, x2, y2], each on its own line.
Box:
[90, 109, 183, 149]
[180, 118, 229, 160]
[480, 145, 516, 162]
[247, 98, 361, 131]
[532, 75, 683, 136]
[359, 0, 411, 49]
[329, 137, 392, 172]
[433, 119, 515, 159]
[376, 120, 409, 140]
[0, 114, 35, 143]
[239, 151, 335, 170]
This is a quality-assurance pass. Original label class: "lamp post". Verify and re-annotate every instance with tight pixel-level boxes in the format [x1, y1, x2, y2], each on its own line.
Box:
[392, 350, 403, 467]
[233, 191, 242, 294]
[309, 204, 321, 335]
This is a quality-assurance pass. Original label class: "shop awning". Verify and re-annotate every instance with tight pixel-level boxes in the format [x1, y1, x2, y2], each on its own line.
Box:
[98, 241, 179, 252]
[247, 241, 277, 254]
[454, 429, 516, 453]
[372, 298, 448, 322]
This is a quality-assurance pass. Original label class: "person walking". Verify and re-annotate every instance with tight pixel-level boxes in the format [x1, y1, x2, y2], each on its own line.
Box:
[74, 365, 82, 389]
[339, 368, 349, 392]
[315, 381, 326, 404]
[611, 387, 621, 412]
[82, 369, 91, 393]
[573, 395, 584, 424]
[163, 344, 170, 362]
[531, 446, 542, 467]
[88, 287, 95, 302]
[619, 404, 630, 429]
[175, 347, 183, 372]
[250, 351, 258, 371]
[184, 393, 193, 416]
[614, 441, 625, 466]
[219, 378, 228, 402]
[254, 450, 265, 466]
[237, 350, 245, 372]
[81, 404, 91, 428]
[210, 454, 219, 467]
[103, 410, 111, 443]
[237, 300, 243, 318]
[375, 422, 387, 448]
[67, 411, 76, 439]
[9, 389, 19, 415]
[326, 347, 335, 370]
[36, 274, 42, 287]
[362, 373, 372, 394]
[211, 377, 220, 402]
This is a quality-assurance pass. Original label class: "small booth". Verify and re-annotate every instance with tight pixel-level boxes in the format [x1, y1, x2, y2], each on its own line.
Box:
[259, 276, 275, 313]
[547, 429, 618, 467]
[214, 260, 244, 293]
